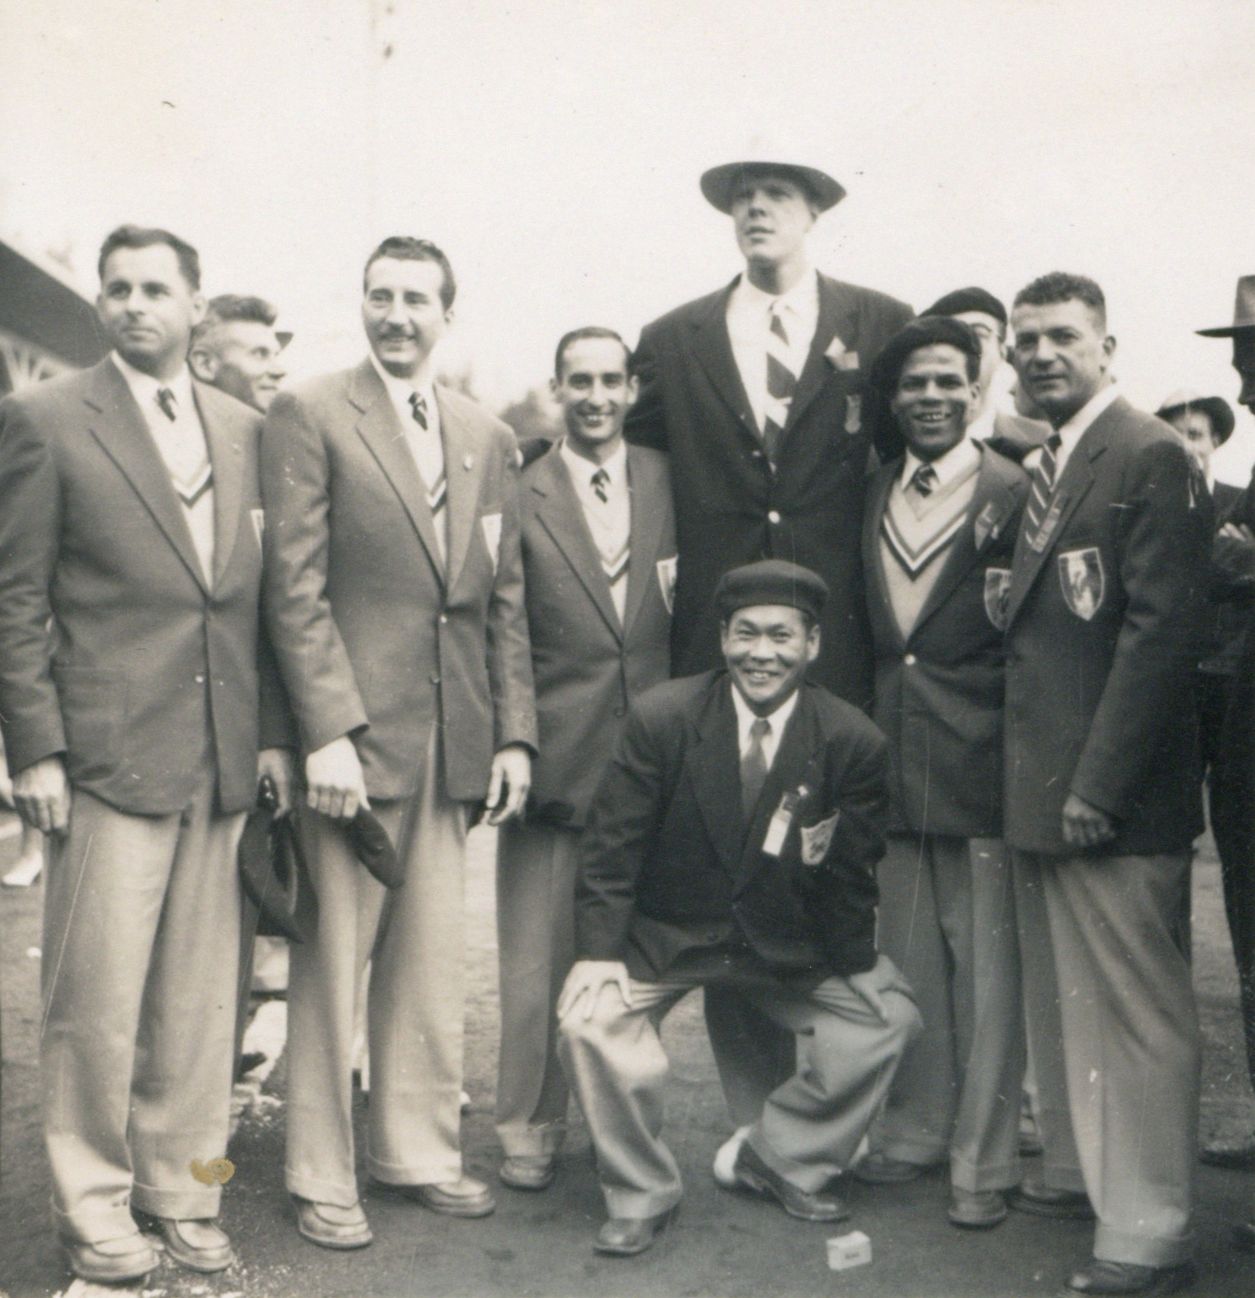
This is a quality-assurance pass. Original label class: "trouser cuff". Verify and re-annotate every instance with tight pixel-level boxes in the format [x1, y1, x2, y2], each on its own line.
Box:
[285, 1167, 361, 1210]
[131, 1179, 221, 1222]
[496, 1121, 567, 1158]
[1094, 1224, 1193, 1268]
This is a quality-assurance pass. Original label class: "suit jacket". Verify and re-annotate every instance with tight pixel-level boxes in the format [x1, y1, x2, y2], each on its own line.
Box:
[1201, 478, 1254, 676]
[0, 359, 280, 815]
[863, 443, 1028, 837]
[575, 672, 888, 983]
[625, 273, 913, 704]
[260, 359, 536, 801]
[985, 411, 1050, 465]
[520, 442, 674, 828]
[1003, 396, 1210, 855]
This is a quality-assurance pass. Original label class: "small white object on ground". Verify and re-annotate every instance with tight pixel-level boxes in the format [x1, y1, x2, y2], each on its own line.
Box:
[826, 1229, 872, 1271]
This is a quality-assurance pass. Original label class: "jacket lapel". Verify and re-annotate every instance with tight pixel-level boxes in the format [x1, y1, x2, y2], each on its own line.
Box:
[688, 678, 747, 876]
[862, 463, 905, 652]
[439, 389, 486, 593]
[533, 447, 622, 639]
[622, 444, 667, 637]
[349, 360, 444, 585]
[688, 281, 761, 446]
[84, 361, 209, 594]
[196, 382, 244, 591]
[783, 273, 858, 436]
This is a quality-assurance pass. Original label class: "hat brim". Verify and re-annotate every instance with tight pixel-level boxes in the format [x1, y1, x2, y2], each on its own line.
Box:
[1196, 324, 1255, 337]
[700, 161, 845, 214]
[1156, 397, 1236, 445]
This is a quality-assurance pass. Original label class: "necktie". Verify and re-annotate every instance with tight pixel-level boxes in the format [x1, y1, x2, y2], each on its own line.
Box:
[591, 467, 609, 504]
[762, 305, 797, 466]
[1023, 433, 1062, 544]
[409, 391, 428, 430]
[910, 463, 938, 497]
[156, 387, 177, 421]
[741, 717, 771, 824]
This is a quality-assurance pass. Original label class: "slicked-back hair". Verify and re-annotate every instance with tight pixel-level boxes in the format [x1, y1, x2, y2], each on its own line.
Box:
[554, 326, 631, 379]
[1013, 272, 1107, 331]
[869, 315, 983, 400]
[362, 236, 456, 308]
[190, 294, 278, 350]
[98, 224, 201, 291]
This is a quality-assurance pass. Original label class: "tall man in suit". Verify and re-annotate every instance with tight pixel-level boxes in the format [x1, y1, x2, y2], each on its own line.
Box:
[261, 236, 536, 1248]
[853, 318, 1028, 1230]
[557, 561, 920, 1257]
[496, 328, 675, 1192]
[0, 225, 289, 1283]
[1003, 273, 1210, 1296]
[624, 152, 913, 704]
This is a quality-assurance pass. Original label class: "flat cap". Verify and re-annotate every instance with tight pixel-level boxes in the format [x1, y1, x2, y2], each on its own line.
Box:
[715, 560, 829, 621]
[1155, 388, 1236, 446]
[922, 286, 1007, 328]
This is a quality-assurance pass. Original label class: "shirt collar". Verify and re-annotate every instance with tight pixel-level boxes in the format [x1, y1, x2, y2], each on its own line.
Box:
[901, 434, 981, 490]
[729, 677, 801, 742]
[559, 437, 626, 487]
[369, 350, 435, 407]
[1055, 380, 1120, 453]
[111, 352, 194, 411]
[731, 266, 819, 317]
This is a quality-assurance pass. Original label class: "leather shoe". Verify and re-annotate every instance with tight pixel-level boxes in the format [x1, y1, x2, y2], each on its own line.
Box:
[499, 1156, 555, 1191]
[293, 1197, 373, 1250]
[156, 1218, 235, 1273]
[853, 1152, 933, 1185]
[1009, 1182, 1096, 1221]
[1200, 1135, 1255, 1170]
[1064, 1259, 1195, 1294]
[1233, 1221, 1255, 1253]
[948, 1188, 1007, 1229]
[396, 1175, 496, 1217]
[593, 1209, 675, 1257]
[732, 1143, 849, 1222]
[64, 1233, 158, 1284]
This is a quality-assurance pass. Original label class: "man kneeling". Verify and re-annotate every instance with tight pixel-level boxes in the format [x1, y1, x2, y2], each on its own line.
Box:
[557, 560, 920, 1256]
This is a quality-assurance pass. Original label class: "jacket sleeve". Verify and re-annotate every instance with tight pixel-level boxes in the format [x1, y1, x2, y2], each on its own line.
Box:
[259, 390, 369, 755]
[623, 321, 669, 453]
[1070, 437, 1210, 817]
[0, 396, 66, 773]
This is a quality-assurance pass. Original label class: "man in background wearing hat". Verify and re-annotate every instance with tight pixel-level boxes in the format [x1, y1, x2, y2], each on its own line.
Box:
[556, 559, 919, 1257]
[1195, 280, 1255, 1189]
[919, 287, 1049, 464]
[853, 317, 1028, 1230]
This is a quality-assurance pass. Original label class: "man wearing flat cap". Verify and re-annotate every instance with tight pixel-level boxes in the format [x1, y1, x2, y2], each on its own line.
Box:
[556, 559, 919, 1257]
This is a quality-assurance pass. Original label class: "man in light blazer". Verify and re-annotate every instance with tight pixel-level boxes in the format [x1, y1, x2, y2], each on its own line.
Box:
[0, 224, 289, 1284]
[853, 318, 1028, 1230]
[1003, 273, 1210, 1296]
[495, 327, 675, 1191]
[261, 236, 536, 1248]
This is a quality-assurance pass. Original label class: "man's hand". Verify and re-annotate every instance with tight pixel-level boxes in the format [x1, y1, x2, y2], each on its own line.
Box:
[258, 748, 295, 816]
[1062, 792, 1116, 849]
[305, 735, 368, 821]
[13, 755, 70, 834]
[556, 960, 632, 1021]
[1219, 521, 1255, 543]
[484, 743, 531, 826]
[843, 958, 890, 1025]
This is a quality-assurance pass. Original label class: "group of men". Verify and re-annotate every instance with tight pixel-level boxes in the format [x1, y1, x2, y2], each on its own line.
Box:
[0, 146, 1251, 1298]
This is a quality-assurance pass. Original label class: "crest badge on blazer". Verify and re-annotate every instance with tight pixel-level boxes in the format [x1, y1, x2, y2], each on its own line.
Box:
[800, 810, 840, 866]
[1058, 547, 1105, 620]
[983, 567, 1013, 630]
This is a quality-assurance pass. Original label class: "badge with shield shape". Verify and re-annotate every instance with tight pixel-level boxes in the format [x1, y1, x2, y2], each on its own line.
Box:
[983, 567, 1012, 630]
[1058, 547, 1105, 620]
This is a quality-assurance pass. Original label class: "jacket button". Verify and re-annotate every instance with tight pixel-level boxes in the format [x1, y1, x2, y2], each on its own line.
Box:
[429, 672, 441, 685]
[903, 653, 916, 666]
[439, 613, 448, 624]
[194, 673, 205, 684]
[767, 510, 782, 524]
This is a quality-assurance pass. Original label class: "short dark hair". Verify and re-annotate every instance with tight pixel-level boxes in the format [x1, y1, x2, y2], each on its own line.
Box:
[190, 294, 278, 350]
[362, 236, 456, 308]
[553, 327, 631, 378]
[98, 224, 201, 290]
[1013, 272, 1107, 330]
[870, 315, 983, 399]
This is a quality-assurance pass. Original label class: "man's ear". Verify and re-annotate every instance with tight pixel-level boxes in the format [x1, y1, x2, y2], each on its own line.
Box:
[188, 347, 218, 382]
[806, 624, 821, 663]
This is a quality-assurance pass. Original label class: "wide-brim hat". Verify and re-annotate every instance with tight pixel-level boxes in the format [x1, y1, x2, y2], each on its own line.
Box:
[1198, 274, 1255, 337]
[700, 156, 845, 215]
[1155, 388, 1236, 445]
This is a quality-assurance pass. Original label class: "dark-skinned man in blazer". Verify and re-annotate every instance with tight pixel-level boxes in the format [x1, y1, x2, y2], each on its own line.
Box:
[853, 318, 1029, 1231]
[1003, 273, 1210, 1297]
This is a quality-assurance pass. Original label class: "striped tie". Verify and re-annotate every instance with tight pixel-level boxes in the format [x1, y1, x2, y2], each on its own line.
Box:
[409, 391, 428, 430]
[156, 387, 178, 421]
[591, 467, 609, 504]
[762, 305, 797, 465]
[426, 470, 447, 518]
[1023, 433, 1062, 544]
[910, 464, 937, 497]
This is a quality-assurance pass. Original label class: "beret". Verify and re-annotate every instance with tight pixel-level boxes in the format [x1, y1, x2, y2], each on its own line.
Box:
[922, 286, 1007, 328]
[715, 560, 829, 621]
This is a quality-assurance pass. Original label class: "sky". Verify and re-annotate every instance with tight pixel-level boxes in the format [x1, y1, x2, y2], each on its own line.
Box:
[4, 0, 1255, 480]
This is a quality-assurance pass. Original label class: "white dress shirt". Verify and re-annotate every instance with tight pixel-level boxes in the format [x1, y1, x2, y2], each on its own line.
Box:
[726, 269, 820, 433]
[730, 681, 800, 771]
[900, 433, 982, 496]
[560, 438, 631, 622]
[111, 353, 215, 582]
[1051, 381, 1121, 480]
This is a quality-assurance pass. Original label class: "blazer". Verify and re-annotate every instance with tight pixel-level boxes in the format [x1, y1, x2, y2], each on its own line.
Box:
[625, 273, 913, 705]
[520, 442, 674, 828]
[1002, 396, 1211, 856]
[1201, 478, 1254, 676]
[260, 359, 537, 802]
[863, 444, 1028, 837]
[0, 359, 281, 815]
[575, 672, 888, 983]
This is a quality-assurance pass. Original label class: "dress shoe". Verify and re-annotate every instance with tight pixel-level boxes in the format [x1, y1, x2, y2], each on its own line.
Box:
[396, 1174, 496, 1217]
[1008, 1181, 1096, 1221]
[947, 1187, 1007, 1229]
[732, 1143, 849, 1222]
[293, 1197, 374, 1250]
[64, 1232, 158, 1284]
[1064, 1259, 1195, 1294]
[593, 1208, 675, 1257]
[1200, 1135, 1255, 1170]
[711, 1125, 752, 1190]
[853, 1152, 934, 1185]
[499, 1155, 556, 1191]
[156, 1218, 235, 1273]
[1233, 1221, 1255, 1253]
